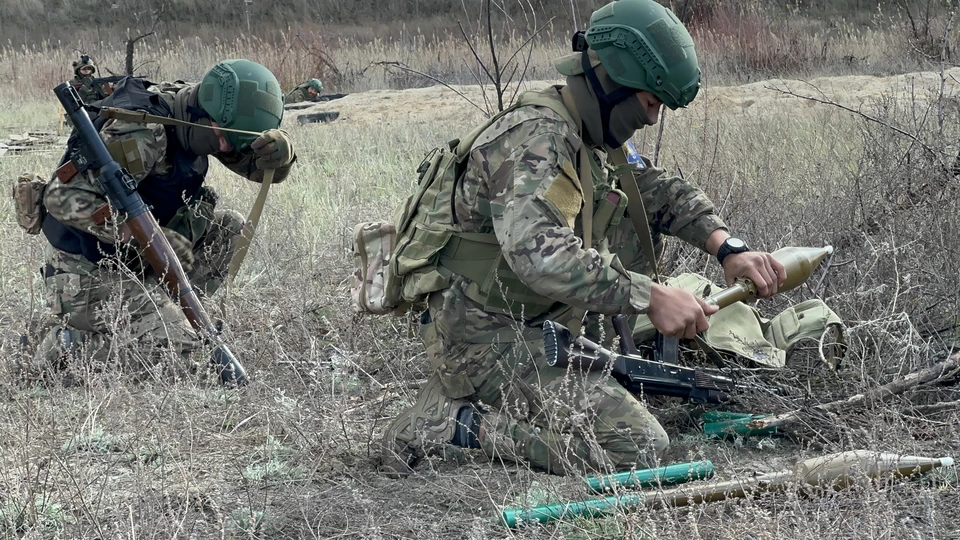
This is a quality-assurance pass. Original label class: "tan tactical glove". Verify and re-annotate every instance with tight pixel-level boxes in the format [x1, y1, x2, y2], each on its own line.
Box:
[250, 129, 295, 170]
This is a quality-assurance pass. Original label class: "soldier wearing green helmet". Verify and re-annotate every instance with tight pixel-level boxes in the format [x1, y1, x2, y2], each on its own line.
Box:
[283, 78, 324, 104]
[33, 59, 297, 380]
[379, 0, 785, 477]
[69, 55, 113, 103]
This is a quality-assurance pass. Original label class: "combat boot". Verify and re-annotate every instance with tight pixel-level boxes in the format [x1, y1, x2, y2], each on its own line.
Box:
[380, 375, 481, 478]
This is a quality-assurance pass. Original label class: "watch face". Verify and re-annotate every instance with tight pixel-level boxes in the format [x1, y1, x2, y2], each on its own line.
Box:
[726, 238, 747, 250]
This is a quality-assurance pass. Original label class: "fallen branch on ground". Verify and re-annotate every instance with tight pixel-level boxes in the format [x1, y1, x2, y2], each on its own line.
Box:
[748, 351, 960, 431]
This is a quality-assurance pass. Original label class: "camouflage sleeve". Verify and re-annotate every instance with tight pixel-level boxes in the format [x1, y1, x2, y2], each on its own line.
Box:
[283, 89, 304, 105]
[637, 169, 727, 251]
[43, 119, 167, 244]
[486, 131, 654, 314]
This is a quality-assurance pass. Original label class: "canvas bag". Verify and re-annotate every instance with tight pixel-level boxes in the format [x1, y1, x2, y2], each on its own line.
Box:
[632, 273, 846, 368]
[12, 172, 47, 234]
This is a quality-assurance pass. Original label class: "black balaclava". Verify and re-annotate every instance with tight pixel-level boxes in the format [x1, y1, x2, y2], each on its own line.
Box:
[566, 49, 655, 148]
[173, 83, 221, 156]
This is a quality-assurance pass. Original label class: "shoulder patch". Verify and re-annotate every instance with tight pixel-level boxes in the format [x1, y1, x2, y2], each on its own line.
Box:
[542, 156, 583, 229]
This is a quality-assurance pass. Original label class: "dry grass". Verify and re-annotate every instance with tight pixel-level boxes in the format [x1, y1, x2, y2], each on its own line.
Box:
[0, 12, 959, 539]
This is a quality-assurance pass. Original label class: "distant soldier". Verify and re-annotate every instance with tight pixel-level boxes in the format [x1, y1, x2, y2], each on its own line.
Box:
[37, 59, 297, 379]
[283, 78, 323, 104]
[69, 55, 112, 103]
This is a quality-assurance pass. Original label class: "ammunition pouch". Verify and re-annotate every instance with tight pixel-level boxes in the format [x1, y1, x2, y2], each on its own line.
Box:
[12, 172, 48, 234]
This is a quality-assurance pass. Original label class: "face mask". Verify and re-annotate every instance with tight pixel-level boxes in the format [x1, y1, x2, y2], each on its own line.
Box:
[567, 50, 656, 148]
[174, 85, 221, 156]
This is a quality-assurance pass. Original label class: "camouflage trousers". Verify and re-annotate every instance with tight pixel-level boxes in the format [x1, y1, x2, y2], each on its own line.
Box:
[421, 313, 668, 475]
[34, 208, 245, 377]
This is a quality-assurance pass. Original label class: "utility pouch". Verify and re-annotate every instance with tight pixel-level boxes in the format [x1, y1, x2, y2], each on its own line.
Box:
[351, 221, 408, 315]
[11, 172, 48, 234]
[591, 188, 627, 246]
[764, 299, 847, 369]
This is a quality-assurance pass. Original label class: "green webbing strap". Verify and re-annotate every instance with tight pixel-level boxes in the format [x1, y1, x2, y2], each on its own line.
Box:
[608, 146, 661, 284]
[452, 89, 579, 161]
[438, 232, 556, 316]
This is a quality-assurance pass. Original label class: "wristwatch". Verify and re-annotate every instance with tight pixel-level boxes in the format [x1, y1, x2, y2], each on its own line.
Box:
[716, 237, 749, 266]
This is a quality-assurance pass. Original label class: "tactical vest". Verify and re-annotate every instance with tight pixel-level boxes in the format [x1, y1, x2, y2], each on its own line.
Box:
[42, 77, 209, 263]
[392, 86, 643, 319]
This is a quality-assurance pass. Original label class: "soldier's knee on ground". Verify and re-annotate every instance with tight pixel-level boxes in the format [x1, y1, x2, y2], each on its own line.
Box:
[591, 383, 671, 469]
[31, 324, 108, 383]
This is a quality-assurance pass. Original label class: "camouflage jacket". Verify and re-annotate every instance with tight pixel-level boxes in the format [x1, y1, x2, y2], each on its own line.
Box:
[430, 86, 726, 343]
[283, 86, 307, 105]
[44, 80, 296, 258]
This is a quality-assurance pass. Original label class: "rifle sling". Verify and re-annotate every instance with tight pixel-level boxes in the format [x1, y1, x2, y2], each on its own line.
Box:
[608, 147, 726, 366]
[227, 168, 275, 284]
[94, 106, 264, 138]
[607, 146, 660, 284]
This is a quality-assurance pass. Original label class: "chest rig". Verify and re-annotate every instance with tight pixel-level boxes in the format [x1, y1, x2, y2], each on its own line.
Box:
[392, 86, 664, 320]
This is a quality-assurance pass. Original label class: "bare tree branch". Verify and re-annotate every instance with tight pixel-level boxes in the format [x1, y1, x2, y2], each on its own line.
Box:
[369, 61, 487, 116]
[768, 83, 949, 160]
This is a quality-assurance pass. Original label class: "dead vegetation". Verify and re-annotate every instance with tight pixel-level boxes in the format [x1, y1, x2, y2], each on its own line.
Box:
[0, 3, 959, 538]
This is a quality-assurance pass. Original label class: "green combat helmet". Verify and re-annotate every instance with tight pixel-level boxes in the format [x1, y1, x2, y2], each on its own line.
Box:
[72, 55, 97, 78]
[585, 0, 700, 109]
[197, 59, 284, 151]
[305, 78, 323, 93]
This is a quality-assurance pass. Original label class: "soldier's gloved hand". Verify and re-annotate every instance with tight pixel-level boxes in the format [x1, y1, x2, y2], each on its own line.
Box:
[160, 227, 196, 273]
[250, 129, 295, 170]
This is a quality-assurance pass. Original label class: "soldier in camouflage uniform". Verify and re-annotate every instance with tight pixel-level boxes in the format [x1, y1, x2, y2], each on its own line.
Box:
[380, 0, 786, 477]
[36, 59, 296, 378]
[283, 78, 323, 104]
[69, 55, 112, 103]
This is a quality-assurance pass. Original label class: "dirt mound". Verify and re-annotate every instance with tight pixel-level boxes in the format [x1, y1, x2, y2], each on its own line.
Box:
[286, 67, 960, 127]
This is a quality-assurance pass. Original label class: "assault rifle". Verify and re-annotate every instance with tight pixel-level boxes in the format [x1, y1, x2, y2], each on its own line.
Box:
[91, 75, 131, 86]
[543, 318, 735, 404]
[53, 82, 248, 386]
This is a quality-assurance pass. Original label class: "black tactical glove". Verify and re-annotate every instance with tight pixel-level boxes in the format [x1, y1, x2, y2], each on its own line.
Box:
[250, 129, 295, 170]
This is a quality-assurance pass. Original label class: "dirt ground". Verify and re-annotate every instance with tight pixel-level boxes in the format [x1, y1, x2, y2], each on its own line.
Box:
[287, 67, 960, 127]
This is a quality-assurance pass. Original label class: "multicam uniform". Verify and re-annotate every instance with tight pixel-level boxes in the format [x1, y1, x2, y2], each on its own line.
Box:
[387, 86, 726, 474]
[284, 79, 322, 105]
[283, 86, 309, 104]
[38, 77, 294, 371]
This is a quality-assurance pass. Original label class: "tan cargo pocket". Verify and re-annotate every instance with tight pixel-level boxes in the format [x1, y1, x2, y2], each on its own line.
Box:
[393, 225, 454, 303]
[12, 172, 48, 234]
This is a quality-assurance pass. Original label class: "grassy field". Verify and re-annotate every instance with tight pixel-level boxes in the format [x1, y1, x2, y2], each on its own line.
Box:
[1, 12, 960, 539]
